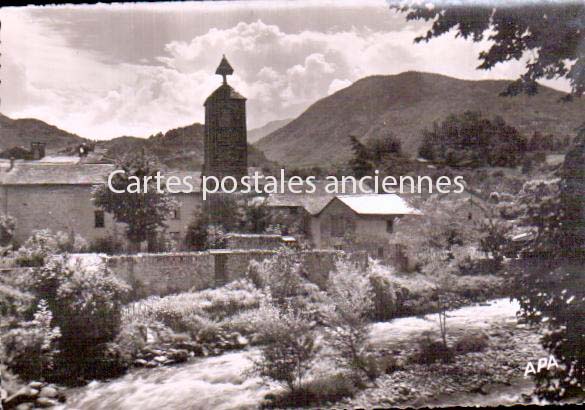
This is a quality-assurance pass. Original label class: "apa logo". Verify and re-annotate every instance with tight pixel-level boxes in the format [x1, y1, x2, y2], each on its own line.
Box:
[524, 355, 559, 377]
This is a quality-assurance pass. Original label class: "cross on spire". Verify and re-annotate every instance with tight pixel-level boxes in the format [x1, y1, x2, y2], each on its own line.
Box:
[215, 54, 234, 85]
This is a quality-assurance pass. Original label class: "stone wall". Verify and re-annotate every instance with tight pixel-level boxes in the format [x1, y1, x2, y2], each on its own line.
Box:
[105, 252, 215, 300]
[224, 233, 285, 250]
[104, 249, 369, 300]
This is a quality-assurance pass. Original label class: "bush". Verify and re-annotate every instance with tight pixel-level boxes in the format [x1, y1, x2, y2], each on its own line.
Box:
[0, 283, 34, 318]
[262, 373, 359, 408]
[88, 235, 124, 255]
[410, 332, 454, 365]
[28, 255, 129, 381]
[366, 261, 409, 320]
[0, 214, 16, 247]
[0, 300, 61, 381]
[14, 229, 88, 267]
[122, 280, 262, 336]
[252, 294, 317, 393]
[247, 248, 306, 302]
[453, 332, 489, 354]
[324, 260, 375, 381]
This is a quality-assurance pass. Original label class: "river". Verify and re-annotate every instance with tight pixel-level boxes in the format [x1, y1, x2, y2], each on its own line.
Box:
[57, 298, 537, 410]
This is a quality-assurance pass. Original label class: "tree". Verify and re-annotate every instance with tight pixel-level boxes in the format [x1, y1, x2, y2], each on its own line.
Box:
[252, 294, 317, 394]
[92, 153, 178, 249]
[393, 3, 585, 97]
[323, 260, 375, 381]
[348, 136, 374, 178]
[508, 129, 585, 400]
[418, 111, 527, 167]
[365, 134, 402, 162]
[393, 194, 477, 275]
[474, 205, 511, 268]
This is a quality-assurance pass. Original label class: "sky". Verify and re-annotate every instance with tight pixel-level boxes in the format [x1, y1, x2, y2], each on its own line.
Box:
[0, 0, 571, 140]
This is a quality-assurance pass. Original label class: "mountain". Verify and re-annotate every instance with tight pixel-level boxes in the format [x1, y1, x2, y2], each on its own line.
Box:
[248, 118, 292, 143]
[255, 71, 585, 166]
[100, 123, 275, 170]
[98, 123, 206, 169]
[0, 113, 274, 170]
[0, 113, 88, 153]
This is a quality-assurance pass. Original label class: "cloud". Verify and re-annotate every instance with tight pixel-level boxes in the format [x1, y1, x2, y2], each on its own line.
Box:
[328, 79, 352, 95]
[0, 6, 571, 141]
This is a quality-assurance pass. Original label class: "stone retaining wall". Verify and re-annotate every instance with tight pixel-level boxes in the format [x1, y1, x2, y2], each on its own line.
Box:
[105, 249, 369, 300]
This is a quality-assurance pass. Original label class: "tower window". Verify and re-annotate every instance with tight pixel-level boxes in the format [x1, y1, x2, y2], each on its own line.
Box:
[94, 210, 105, 228]
[386, 219, 394, 233]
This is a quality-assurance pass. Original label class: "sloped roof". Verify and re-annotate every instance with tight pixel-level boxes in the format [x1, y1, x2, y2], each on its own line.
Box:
[335, 194, 422, 216]
[0, 161, 203, 192]
[0, 163, 115, 185]
[265, 193, 333, 215]
[204, 84, 246, 105]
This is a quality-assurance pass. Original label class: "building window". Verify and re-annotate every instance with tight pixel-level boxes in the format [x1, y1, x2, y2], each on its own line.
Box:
[171, 208, 181, 220]
[378, 247, 385, 258]
[94, 210, 105, 228]
[386, 219, 394, 233]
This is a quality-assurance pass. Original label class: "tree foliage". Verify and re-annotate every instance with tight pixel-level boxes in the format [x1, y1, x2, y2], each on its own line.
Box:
[508, 129, 585, 400]
[0, 214, 16, 248]
[393, 2, 585, 97]
[419, 111, 527, 167]
[92, 153, 178, 246]
[323, 261, 374, 381]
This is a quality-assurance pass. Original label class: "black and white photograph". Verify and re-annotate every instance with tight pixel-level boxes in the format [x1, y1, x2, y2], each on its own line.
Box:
[0, 0, 584, 409]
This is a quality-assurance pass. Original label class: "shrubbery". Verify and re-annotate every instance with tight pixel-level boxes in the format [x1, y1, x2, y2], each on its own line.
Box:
[262, 373, 359, 409]
[252, 294, 317, 393]
[123, 279, 262, 336]
[323, 261, 375, 381]
[247, 248, 306, 302]
[14, 229, 88, 267]
[1, 300, 61, 380]
[12, 255, 131, 381]
[0, 214, 16, 250]
[88, 235, 124, 255]
[453, 332, 489, 354]
[410, 331, 454, 365]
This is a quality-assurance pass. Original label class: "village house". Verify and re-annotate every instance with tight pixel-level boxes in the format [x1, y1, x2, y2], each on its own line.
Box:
[0, 155, 205, 248]
[265, 192, 420, 268]
[0, 56, 422, 265]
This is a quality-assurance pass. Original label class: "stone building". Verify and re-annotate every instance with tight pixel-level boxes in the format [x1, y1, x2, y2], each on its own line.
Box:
[265, 193, 421, 268]
[0, 56, 422, 264]
[0, 157, 204, 248]
[203, 55, 247, 180]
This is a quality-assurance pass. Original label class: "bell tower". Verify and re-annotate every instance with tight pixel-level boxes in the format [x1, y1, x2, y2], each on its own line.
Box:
[203, 55, 248, 180]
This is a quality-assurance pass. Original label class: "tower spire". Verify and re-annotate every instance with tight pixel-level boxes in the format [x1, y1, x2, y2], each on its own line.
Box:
[215, 54, 234, 85]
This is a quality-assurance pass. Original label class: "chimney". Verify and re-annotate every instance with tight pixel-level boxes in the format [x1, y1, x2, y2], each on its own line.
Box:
[31, 142, 46, 160]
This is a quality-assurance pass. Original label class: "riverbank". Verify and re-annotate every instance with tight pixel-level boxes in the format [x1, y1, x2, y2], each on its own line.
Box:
[54, 298, 545, 410]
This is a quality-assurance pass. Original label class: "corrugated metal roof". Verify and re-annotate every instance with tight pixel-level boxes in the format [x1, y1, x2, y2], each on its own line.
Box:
[336, 194, 422, 216]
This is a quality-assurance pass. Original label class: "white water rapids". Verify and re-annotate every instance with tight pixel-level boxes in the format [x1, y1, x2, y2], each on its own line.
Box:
[57, 299, 534, 410]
